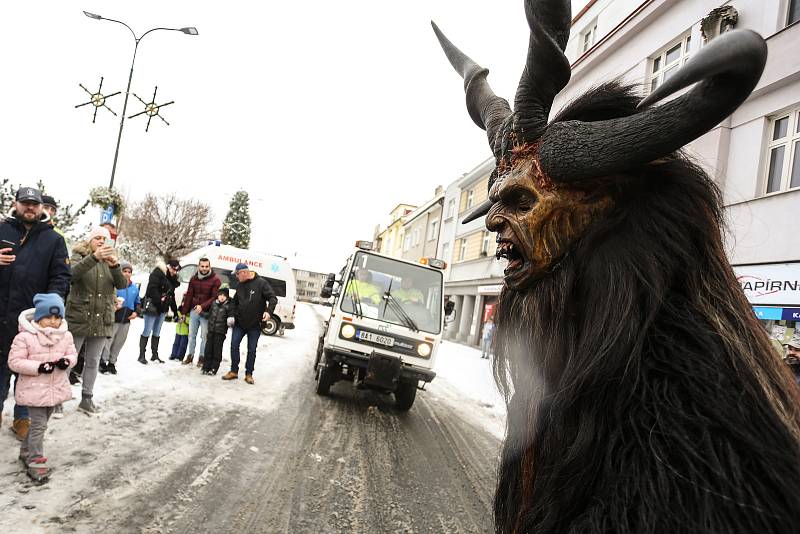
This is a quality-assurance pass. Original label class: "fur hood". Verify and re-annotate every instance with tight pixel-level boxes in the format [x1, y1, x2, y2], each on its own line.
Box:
[17, 308, 69, 347]
[155, 260, 167, 274]
[7, 210, 51, 225]
[72, 240, 94, 257]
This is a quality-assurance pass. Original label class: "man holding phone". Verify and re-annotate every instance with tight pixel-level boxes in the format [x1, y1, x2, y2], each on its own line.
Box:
[0, 187, 70, 439]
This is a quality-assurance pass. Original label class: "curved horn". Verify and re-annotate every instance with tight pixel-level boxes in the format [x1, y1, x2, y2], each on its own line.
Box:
[538, 30, 768, 182]
[513, 0, 572, 142]
[431, 21, 512, 159]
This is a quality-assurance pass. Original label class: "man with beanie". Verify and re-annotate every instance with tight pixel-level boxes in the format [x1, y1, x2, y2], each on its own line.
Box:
[222, 263, 277, 384]
[0, 187, 70, 439]
[179, 257, 220, 366]
[100, 261, 142, 374]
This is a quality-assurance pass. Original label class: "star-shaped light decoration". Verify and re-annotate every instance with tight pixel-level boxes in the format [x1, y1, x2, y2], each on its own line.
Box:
[128, 86, 174, 132]
[75, 77, 121, 123]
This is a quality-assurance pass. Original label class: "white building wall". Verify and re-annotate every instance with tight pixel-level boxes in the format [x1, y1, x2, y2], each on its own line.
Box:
[561, 0, 800, 269]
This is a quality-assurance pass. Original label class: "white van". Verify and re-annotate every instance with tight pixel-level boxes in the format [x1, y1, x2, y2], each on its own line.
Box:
[175, 243, 297, 336]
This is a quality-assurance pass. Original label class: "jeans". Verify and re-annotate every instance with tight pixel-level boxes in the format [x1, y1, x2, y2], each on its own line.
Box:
[0, 322, 29, 420]
[187, 310, 208, 358]
[142, 313, 167, 338]
[230, 325, 261, 376]
[171, 335, 188, 359]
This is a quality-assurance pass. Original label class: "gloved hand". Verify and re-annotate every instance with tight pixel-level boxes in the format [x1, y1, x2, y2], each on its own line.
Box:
[54, 358, 70, 370]
[226, 317, 235, 327]
[38, 362, 55, 374]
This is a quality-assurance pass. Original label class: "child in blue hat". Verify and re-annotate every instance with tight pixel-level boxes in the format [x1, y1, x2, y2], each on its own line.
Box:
[7, 293, 77, 484]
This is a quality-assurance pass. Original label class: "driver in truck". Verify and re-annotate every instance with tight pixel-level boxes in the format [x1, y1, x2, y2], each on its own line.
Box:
[393, 277, 424, 305]
[346, 268, 382, 306]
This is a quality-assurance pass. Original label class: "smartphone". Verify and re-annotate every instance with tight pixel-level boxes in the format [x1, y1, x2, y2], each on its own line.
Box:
[0, 239, 17, 253]
[105, 237, 115, 248]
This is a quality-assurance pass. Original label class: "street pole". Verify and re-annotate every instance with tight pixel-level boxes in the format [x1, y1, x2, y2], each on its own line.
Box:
[109, 41, 139, 190]
[82, 11, 198, 191]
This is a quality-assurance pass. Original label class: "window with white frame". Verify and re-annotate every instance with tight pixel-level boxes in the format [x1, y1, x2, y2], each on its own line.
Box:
[458, 239, 467, 262]
[403, 234, 411, 251]
[413, 228, 421, 246]
[581, 19, 598, 53]
[789, 0, 800, 26]
[648, 33, 692, 94]
[441, 242, 450, 262]
[764, 108, 800, 194]
[428, 218, 439, 241]
[446, 198, 455, 218]
[466, 190, 474, 210]
[481, 231, 491, 256]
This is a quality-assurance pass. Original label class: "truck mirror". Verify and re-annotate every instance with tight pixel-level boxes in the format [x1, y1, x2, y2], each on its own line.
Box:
[444, 300, 455, 316]
[320, 287, 332, 299]
[326, 273, 336, 282]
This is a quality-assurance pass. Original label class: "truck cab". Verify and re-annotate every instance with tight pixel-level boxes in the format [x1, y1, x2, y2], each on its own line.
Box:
[314, 241, 452, 410]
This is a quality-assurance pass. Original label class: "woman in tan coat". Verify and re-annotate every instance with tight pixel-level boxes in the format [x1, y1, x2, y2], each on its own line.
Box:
[65, 226, 126, 414]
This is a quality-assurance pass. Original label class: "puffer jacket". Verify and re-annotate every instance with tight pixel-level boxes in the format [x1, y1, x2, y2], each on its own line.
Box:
[8, 309, 77, 407]
[114, 281, 142, 324]
[180, 271, 221, 315]
[206, 298, 232, 335]
[65, 242, 127, 338]
[0, 211, 70, 321]
[145, 262, 179, 315]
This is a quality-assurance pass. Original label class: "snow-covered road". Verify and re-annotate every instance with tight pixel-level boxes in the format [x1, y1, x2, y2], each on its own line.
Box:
[0, 303, 505, 533]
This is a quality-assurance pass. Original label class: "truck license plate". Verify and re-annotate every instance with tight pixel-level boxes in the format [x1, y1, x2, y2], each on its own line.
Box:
[357, 331, 395, 347]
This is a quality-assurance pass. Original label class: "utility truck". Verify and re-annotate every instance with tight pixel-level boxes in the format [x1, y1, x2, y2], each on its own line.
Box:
[315, 241, 454, 410]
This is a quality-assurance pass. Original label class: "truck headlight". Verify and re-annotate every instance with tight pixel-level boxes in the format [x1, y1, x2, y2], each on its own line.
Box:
[417, 343, 432, 357]
[341, 324, 356, 339]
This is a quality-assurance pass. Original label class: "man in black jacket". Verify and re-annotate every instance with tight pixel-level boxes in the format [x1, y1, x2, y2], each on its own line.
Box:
[0, 187, 70, 437]
[222, 263, 277, 384]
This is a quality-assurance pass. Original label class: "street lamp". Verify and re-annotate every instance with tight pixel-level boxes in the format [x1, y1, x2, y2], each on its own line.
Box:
[82, 11, 198, 189]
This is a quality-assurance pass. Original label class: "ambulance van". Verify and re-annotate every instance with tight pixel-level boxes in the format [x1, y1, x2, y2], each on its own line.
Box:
[176, 243, 297, 335]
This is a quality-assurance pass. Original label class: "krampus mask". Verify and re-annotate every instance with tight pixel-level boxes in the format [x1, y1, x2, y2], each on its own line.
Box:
[435, 1, 800, 533]
[433, 0, 765, 289]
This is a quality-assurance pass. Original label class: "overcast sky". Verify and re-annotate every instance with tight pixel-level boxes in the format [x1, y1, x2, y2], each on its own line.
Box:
[0, 1, 587, 273]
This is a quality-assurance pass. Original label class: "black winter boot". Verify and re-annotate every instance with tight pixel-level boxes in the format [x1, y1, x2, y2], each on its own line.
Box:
[150, 336, 164, 363]
[138, 336, 149, 365]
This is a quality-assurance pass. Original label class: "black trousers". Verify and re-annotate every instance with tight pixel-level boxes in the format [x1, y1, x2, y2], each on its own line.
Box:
[203, 332, 226, 372]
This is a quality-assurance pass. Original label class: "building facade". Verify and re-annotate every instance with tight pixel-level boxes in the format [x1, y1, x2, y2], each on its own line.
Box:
[431, 0, 800, 348]
[294, 269, 329, 302]
[374, 203, 416, 259]
[560, 0, 800, 346]
[437, 159, 505, 347]
[400, 187, 445, 264]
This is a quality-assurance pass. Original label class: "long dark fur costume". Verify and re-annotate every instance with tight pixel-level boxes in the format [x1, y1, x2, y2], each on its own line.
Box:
[492, 83, 800, 533]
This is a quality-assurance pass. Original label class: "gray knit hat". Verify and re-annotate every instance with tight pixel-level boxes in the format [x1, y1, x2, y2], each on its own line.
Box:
[120, 261, 133, 272]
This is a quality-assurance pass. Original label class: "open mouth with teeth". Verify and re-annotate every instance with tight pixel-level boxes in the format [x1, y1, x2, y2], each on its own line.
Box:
[496, 238, 526, 275]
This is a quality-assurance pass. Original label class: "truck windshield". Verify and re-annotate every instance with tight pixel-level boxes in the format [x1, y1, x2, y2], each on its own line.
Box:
[340, 252, 443, 334]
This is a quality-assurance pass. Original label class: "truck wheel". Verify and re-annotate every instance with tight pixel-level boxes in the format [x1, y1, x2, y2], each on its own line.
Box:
[313, 336, 324, 372]
[262, 317, 280, 336]
[315, 363, 336, 396]
[394, 380, 418, 411]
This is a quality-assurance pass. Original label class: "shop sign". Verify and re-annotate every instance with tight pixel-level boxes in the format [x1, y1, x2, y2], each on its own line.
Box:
[751, 307, 800, 321]
[478, 284, 503, 295]
[734, 263, 800, 306]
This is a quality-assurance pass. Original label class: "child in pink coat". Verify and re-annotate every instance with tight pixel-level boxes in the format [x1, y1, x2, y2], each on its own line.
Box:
[8, 293, 77, 483]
